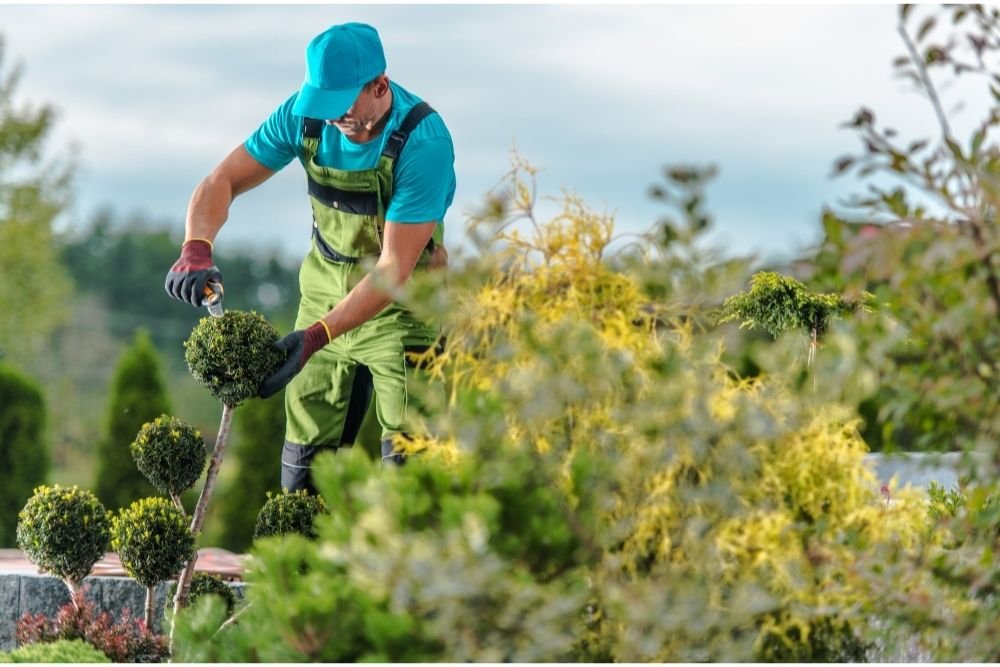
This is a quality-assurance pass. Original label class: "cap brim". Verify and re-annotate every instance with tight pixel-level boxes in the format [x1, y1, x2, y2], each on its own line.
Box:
[291, 82, 363, 120]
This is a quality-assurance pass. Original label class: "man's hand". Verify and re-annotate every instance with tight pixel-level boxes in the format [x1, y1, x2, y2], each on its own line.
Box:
[165, 239, 222, 307]
[259, 321, 331, 398]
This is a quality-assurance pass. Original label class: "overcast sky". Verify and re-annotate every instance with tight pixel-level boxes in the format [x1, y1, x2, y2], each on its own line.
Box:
[0, 4, 980, 264]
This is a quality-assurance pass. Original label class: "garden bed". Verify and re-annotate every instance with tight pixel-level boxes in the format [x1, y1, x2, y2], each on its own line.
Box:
[0, 549, 245, 650]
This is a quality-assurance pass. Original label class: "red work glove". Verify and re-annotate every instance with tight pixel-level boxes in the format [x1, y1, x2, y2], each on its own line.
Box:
[259, 321, 331, 399]
[165, 239, 222, 307]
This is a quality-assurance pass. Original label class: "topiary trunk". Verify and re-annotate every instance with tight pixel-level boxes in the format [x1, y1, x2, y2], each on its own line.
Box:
[170, 402, 235, 650]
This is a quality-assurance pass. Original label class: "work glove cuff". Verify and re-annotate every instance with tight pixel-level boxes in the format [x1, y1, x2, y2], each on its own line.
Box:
[301, 321, 331, 368]
[179, 238, 213, 268]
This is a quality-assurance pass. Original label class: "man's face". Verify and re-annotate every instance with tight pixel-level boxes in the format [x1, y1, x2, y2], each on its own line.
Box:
[327, 81, 382, 137]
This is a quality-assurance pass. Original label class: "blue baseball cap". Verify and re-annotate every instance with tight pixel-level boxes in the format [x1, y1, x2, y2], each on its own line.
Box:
[292, 23, 387, 120]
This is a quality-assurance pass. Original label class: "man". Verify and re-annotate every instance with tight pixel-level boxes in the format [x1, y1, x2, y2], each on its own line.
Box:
[165, 22, 455, 492]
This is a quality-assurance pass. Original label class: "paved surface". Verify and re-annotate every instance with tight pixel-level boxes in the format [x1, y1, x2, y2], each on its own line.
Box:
[0, 548, 246, 580]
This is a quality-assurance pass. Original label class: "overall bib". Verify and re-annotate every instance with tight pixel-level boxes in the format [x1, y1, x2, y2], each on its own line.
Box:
[282, 102, 444, 491]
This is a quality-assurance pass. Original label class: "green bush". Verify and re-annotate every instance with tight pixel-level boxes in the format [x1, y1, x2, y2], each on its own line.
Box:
[183, 310, 284, 407]
[167, 572, 237, 618]
[131, 415, 207, 498]
[0, 362, 48, 548]
[111, 497, 194, 588]
[16, 485, 110, 593]
[0, 639, 109, 663]
[719, 271, 872, 341]
[94, 329, 171, 510]
[254, 489, 327, 540]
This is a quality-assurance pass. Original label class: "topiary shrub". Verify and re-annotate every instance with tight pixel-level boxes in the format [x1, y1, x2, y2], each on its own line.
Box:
[0, 362, 48, 549]
[16, 485, 110, 600]
[172, 311, 284, 641]
[131, 415, 207, 502]
[0, 639, 110, 663]
[183, 311, 284, 407]
[167, 573, 237, 618]
[254, 490, 327, 540]
[94, 329, 172, 511]
[111, 497, 195, 628]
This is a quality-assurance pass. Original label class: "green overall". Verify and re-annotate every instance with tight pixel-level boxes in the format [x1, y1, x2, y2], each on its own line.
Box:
[282, 102, 444, 486]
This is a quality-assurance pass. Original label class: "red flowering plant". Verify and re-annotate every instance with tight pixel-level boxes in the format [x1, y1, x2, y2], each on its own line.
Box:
[15, 587, 169, 663]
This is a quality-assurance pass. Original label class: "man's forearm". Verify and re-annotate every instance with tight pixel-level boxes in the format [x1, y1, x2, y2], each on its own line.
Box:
[185, 173, 234, 243]
[319, 263, 403, 339]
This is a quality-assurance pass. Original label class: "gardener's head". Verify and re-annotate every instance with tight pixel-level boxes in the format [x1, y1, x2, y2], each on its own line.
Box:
[292, 22, 389, 131]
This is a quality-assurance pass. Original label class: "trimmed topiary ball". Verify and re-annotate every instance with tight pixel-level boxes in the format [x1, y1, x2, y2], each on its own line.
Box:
[131, 414, 207, 497]
[111, 497, 195, 588]
[16, 485, 111, 589]
[167, 572, 237, 617]
[254, 490, 327, 540]
[183, 311, 284, 407]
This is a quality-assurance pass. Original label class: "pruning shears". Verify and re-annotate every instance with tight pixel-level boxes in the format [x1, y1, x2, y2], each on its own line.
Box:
[201, 280, 224, 318]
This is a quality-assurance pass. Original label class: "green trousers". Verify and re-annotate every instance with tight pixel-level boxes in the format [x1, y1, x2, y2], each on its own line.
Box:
[283, 246, 441, 461]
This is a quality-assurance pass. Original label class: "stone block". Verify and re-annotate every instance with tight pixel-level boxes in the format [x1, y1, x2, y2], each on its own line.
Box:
[0, 575, 21, 651]
[18, 574, 70, 617]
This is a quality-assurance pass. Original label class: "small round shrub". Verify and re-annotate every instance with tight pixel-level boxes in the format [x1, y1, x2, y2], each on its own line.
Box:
[254, 490, 327, 540]
[111, 497, 195, 588]
[183, 310, 284, 407]
[0, 639, 110, 663]
[167, 572, 237, 617]
[131, 415, 207, 497]
[16, 485, 111, 586]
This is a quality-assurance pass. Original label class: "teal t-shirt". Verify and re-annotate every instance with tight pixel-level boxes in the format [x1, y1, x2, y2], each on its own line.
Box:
[245, 81, 456, 224]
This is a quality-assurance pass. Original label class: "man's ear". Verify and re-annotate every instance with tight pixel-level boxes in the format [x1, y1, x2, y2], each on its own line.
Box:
[373, 74, 391, 98]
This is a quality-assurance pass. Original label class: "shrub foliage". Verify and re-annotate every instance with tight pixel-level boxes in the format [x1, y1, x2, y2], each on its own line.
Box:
[131, 415, 207, 498]
[0, 639, 110, 663]
[254, 489, 327, 540]
[16, 485, 110, 592]
[167, 573, 237, 618]
[110, 497, 194, 588]
[183, 310, 284, 407]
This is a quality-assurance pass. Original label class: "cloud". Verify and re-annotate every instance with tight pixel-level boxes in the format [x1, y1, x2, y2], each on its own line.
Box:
[3, 4, 987, 265]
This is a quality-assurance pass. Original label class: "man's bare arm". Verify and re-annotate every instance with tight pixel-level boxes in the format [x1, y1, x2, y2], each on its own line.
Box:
[186, 145, 276, 242]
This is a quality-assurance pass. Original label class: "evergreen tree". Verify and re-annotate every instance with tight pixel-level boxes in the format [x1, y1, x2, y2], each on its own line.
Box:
[0, 362, 47, 546]
[94, 329, 171, 510]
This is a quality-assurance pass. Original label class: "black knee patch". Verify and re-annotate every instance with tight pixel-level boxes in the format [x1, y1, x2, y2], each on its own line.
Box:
[281, 441, 335, 493]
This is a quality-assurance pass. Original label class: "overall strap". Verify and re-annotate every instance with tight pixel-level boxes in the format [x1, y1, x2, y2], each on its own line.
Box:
[381, 101, 435, 161]
[302, 117, 324, 140]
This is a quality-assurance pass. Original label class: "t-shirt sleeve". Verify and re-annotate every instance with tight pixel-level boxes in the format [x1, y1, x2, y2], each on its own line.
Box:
[243, 93, 301, 171]
[385, 137, 456, 223]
